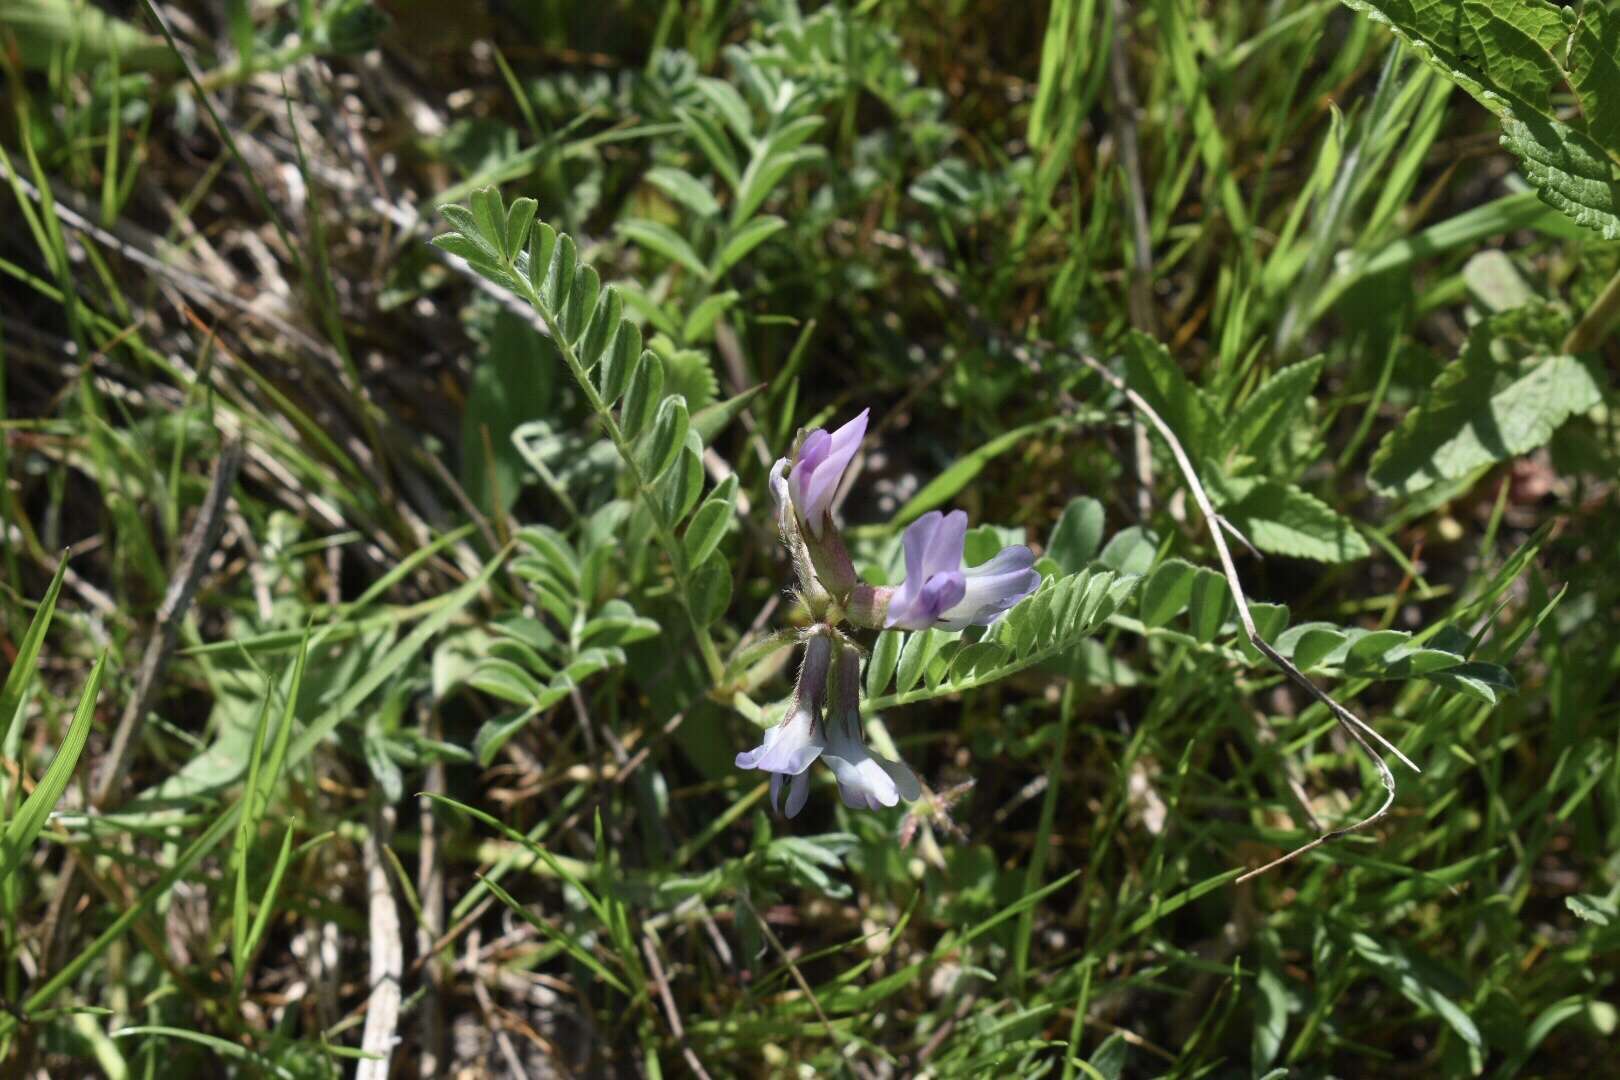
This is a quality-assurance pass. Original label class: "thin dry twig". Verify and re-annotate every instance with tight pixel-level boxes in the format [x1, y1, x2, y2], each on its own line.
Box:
[1107, 0, 1160, 523]
[416, 706, 449, 1076]
[879, 221, 1418, 880]
[94, 437, 245, 807]
[640, 933, 715, 1080]
[467, 928, 529, 1078]
[357, 802, 404, 1080]
[735, 893, 873, 1080]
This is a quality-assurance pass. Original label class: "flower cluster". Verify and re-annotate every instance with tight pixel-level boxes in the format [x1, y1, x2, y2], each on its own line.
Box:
[736, 411, 1042, 817]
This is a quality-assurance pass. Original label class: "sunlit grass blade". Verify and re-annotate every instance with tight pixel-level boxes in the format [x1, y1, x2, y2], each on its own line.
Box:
[110, 1026, 296, 1079]
[0, 552, 68, 750]
[477, 874, 631, 997]
[0, 651, 105, 886]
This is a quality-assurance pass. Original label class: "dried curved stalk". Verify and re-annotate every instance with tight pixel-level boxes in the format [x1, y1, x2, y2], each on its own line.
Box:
[1039, 342, 1420, 882]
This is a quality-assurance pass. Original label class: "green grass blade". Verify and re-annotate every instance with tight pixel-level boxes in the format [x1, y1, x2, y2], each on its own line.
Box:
[0, 651, 105, 886]
[0, 553, 68, 751]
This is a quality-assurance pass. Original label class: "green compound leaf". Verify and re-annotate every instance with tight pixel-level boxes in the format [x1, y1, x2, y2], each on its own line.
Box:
[863, 567, 1140, 709]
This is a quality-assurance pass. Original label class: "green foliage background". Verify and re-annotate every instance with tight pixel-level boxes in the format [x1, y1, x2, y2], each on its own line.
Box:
[2, 0, 1619, 1076]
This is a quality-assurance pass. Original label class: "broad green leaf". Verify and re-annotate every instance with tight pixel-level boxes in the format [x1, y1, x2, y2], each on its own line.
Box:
[1345, 629, 1411, 668]
[1501, 114, 1620, 240]
[1369, 314, 1601, 497]
[579, 286, 625, 370]
[684, 490, 736, 568]
[1253, 934, 1291, 1072]
[470, 659, 545, 705]
[1339, 0, 1620, 238]
[475, 692, 563, 765]
[1223, 481, 1370, 563]
[658, 440, 705, 523]
[1566, 894, 1615, 927]
[1291, 626, 1348, 672]
[1228, 355, 1323, 460]
[620, 351, 665, 440]
[1426, 661, 1517, 704]
[690, 554, 733, 627]
[517, 526, 579, 586]
[1235, 602, 1291, 664]
[1085, 1032, 1128, 1080]
[1463, 250, 1536, 314]
[562, 264, 601, 342]
[1187, 568, 1231, 644]
[1097, 526, 1158, 576]
[1139, 558, 1197, 628]
[865, 630, 902, 699]
[527, 221, 557, 294]
[541, 230, 577, 311]
[470, 187, 504, 254]
[503, 196, 538, 259]
[1046, 496, 1105, 573]
[896, 629, 949, 695]
[597, 323, 642, 406]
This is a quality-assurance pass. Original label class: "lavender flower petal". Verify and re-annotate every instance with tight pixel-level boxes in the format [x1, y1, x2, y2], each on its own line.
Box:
[788, 409, 869, 538]
[822, 710, 917, 811]
[770, 771, 811, 818]
[885, 511, 1039, 631]
[935, 545, 1041, 631]
[820, 644, 919, 811]
[735, 634, 832, 780]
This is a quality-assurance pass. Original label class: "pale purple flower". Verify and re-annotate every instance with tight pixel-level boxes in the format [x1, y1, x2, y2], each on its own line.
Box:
[885, 510, 1040, 632]
[787, 409, 869, 539]
[822, 643, 920, 810]
[735, 633, 832, 818]
[735, 634, 921, 817]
